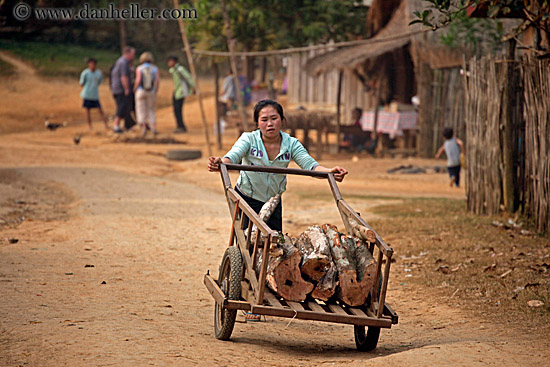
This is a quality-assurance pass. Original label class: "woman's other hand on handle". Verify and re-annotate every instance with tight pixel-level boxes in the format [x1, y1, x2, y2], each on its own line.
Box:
[330, 166, 348, 182]
[208, 156, 222, 172]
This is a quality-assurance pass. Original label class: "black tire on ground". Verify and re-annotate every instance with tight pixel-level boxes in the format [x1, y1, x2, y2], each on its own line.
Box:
[354, 325, 380, 351]
[166, 149, 202, 161]
[355, 273, 383, 351]
[214, 246, 242, 340]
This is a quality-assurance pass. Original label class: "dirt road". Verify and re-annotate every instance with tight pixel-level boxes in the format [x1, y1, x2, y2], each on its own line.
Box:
[0, 136, 547, 366]
[1, 52, 548, 366]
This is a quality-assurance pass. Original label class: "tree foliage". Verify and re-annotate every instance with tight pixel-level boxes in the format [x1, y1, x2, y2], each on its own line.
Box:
[411, 0, 550, 50]
[439, 10, 504, 56]
[187, 0, 368, 53]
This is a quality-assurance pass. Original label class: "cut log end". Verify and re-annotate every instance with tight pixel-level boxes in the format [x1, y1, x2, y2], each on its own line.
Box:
[266, 250, 313, 302]
[337, 270, 375, 307]
[301, 257, 330, 281]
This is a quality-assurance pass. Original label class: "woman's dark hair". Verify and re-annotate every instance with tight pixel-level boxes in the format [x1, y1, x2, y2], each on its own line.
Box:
[167, 55, 178, 62]
[253, 99, 285, 124]
[87, 57, 97, 64]
[442, 127, 454, 139]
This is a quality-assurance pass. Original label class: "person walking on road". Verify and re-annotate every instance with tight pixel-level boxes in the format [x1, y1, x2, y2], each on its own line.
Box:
[134, 52, 160, 137]
[111, 46, 136, 133]
[167, 55, 194, 134]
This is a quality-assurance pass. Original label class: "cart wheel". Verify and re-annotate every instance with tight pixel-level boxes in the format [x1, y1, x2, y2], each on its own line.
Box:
[354, 325, 380, 351]
[355, 275, 383, 351]
[214, 246, 242, 340]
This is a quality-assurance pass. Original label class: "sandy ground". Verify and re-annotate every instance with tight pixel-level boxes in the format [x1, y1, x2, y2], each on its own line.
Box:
[1, 51, 548, 366]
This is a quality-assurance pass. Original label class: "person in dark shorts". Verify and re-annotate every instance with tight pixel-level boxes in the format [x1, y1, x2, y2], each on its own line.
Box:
[110, 46, 136, 133]
[79, 58, 108, 130]
[435, 127, 464, 187]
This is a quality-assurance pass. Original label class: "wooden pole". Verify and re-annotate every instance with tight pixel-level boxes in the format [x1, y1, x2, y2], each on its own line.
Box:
[220, 0, 249, 132]
[372, 81, 382, 142]
[118, 0, 127, 53]
[173, 0, 213, 156]
[213, 62, 222, 149]
[502, 39, 517, 213]
[336, 70, 343, 151]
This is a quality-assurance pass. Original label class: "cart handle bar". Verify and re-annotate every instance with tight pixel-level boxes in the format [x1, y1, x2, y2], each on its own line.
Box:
[222, 163, 330, 179]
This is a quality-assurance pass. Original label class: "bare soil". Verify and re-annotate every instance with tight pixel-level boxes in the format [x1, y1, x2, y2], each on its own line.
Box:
[1, 51, 549, 366]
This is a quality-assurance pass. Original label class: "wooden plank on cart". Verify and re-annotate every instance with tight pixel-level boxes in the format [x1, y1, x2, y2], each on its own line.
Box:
[264, 291, 284, 307]
[349, 307, 369, 318]
[328, 304, 348, 316]
[308, 301, 325, 313]
[287, 301, 306, 311]
[250, 305, 393, 328]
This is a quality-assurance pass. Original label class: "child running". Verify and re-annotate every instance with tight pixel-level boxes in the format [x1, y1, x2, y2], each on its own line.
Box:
[79, 58, 108, 130]
[435, 127, 464, 187]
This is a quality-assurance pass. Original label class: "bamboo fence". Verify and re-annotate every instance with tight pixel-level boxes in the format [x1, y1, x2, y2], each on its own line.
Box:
[464, 56, 549, 234]
[463, 58, 506, 215]
[523, 57, 550, 234]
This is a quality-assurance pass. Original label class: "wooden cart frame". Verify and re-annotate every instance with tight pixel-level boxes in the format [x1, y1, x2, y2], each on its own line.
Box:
[204, 163, 398, 351]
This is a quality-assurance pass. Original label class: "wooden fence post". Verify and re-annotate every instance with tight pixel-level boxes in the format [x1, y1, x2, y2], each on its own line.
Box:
[502, 39, 517, 213]
[220, 0, 249, 132]
[173, 0, 213, 157]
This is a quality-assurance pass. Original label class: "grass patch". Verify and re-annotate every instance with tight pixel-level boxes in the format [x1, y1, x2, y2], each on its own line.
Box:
[0, 58, 15, 76]
[0, 39, 119, 77]
[370, 197, 550, 336]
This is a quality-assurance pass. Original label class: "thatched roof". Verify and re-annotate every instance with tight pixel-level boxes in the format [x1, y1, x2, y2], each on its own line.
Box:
[305, 0, 424, 76]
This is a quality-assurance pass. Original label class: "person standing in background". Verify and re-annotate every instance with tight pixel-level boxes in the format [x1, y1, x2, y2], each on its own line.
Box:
[167, 56, 194, 134]
[111, 46, 136, 133]
[134, 52, 160, 137]
[79, 57, 108, 130]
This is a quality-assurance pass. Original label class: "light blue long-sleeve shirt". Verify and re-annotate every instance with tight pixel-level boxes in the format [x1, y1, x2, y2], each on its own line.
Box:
[224, 130, 319, 202]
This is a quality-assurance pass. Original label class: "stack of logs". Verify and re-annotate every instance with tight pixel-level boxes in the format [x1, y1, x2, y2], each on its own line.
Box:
[253, 195, 377, 307]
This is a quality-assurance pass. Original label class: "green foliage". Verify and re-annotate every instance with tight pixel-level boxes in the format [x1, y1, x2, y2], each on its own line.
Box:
[439, 10, 504, 56]
[187, 0, 367, 55]
[0, 39, 119, 77]
[411, 0, 550, 31]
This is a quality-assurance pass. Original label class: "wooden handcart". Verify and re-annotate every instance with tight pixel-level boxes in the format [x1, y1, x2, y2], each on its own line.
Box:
[204, 164, 398, 351]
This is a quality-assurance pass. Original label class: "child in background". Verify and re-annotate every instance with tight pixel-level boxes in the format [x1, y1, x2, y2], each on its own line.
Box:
[435, 127, 464, 187]
[79, 58, 108, 130]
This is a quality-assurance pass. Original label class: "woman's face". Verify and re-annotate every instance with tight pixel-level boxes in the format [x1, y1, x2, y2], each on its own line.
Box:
[257, 106, 282, 140]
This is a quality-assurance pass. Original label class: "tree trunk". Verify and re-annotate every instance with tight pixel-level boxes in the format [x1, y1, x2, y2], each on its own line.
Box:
[262, 235, 314, 302]
[416, 60, 434, 157]
[348, 218, 377, 243]
[214, 63, 222, 149]
[311, 261, 337, 301]
[174, 0, 213, 156]
[322, 224, 375, 306]
[261, 57, 267, 83]
[119, 0, 127, 53]
[250, 194, 281, 245]
[336, 70, 344, 151]
[295, 225, 331, 281]
[350, 236, 376, 283]
[220, 0, 249, 132]
[502, 39, 517, 213]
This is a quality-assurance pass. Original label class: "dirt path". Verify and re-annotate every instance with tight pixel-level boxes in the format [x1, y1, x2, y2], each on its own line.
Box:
[0, 50, 37, 76]
[1, 53, 547, 366]
[0, 162, 547, 366]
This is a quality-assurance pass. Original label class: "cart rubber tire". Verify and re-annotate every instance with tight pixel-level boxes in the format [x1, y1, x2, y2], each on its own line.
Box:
[214, 246, 242, 340]
[166, 149, 202, 161]
[355, 274, 383, 351]
[354, 325, 380, 351]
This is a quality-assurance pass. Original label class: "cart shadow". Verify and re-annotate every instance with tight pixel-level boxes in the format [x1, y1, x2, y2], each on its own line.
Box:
[228, 333, 483, 361]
